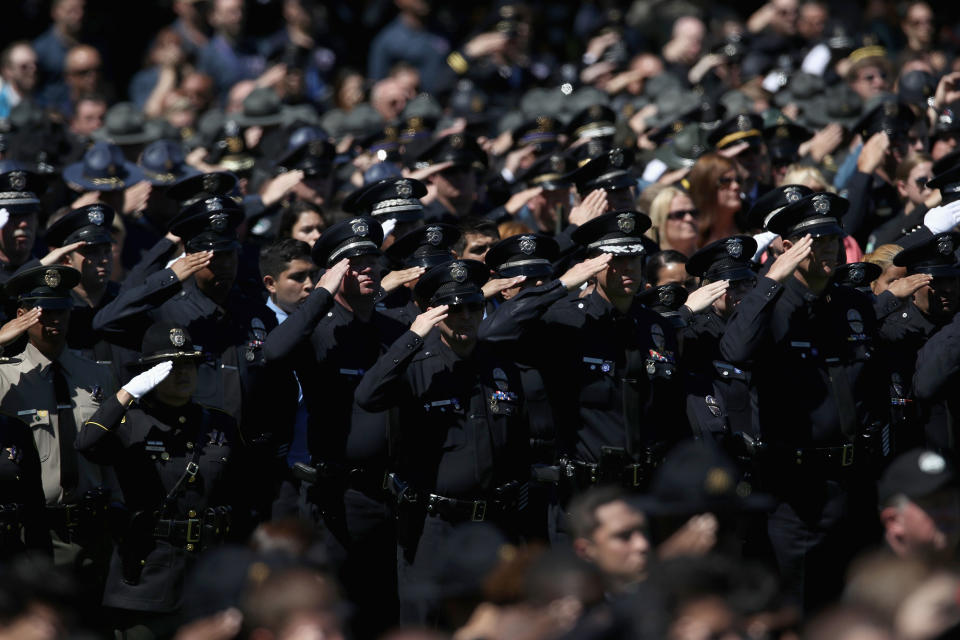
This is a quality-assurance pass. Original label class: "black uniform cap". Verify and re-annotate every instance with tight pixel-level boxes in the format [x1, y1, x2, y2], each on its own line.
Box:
[0, 163, 46, 212]
[276, 139, 334, 177]
[746, 184, 814, 230]
[485, 234, 558, 279]
[512, 116, 559, 149]
[892, 231, 960, 277]
[708, 113, 764, 150]
[414, 259, 489, 307]
[311, 216, 383, 268]
[927, 150, 960, 205]
[654, 124, 710, 171]
[764, 192, 849, 238]
[137, 321, 204, 367]
[686, 236, 759, 282]
[167, 171, 239, 209]
[516, 153, 573, 190]
[341, 177, 426, 223]
[878, 449, 957, 506]
[763, 121, 812, 165]
[168, 196, 244, 253]
[853, 100, 918, 141]
[5, 265, 80, 309]
[636, 283, 689, 328]
[565, 104, 617, 140]
[384, 223, 459, 269]
[571, 209, 651, 256]
[831, 261, 882, 288]
[565, 147, 636, 195]
[413, 134, 487, 171]
[46, 203, 115, 247]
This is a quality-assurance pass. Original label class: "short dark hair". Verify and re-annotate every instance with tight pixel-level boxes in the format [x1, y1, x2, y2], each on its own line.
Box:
[567, 486, 632, 540]
[645, 249, 687, 285]
[453, 216, 499, 255]
[277, 200, 326, 241]
[259, 238, 311, 280]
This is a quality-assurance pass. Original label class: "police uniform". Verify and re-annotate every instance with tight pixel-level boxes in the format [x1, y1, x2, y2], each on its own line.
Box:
[719, 192, 888, 610]
[76, 323, 243, 631]
[682, 237, 759, 445]
[0, 412, 51, 560]
[263, 216, 407, 638]
[355, 259, 530, 623]
[0, 265, 118, 573]
[414, 134, 488, 223]
[0, 165, 46, 285]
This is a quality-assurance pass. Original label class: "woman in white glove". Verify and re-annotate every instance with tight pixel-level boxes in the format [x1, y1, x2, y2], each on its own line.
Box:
[75, 321, 243, 638]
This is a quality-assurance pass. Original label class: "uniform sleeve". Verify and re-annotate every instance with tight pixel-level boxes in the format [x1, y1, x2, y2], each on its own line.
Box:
[120, 237, 179, 290]
[75, 394, 131, 464]
[719, 276, 784, 365]
[843, 170, 874, 243]
[914, 315, 960, 400]
[873, 290, 903, 321]
[354, 330, 423, 412]
[263, 288, 335, 363]
[479, 280, 568, 343]
[92, 267, 182, 338]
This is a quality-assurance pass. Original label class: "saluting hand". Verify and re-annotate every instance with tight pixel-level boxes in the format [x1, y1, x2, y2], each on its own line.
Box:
[568, 189, 608, 227]
[559, 253, 612, 290]
[766, 234, 813, 283]
[887, 273, 933, 300]
[482, 275, 525, 299]
[0, 307, 41, 346]
[684, 279, 729, 314]
[317, 258, 351, 295]
[122, 361, 174, 400]
[411, 305, 448, 338]
[40, 240, 86, 266]
[170, 251, 213, 282]
[380, 266, 425, 294]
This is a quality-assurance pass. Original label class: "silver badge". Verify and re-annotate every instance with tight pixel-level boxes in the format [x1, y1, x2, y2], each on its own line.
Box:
[9, 171, 26, 191]
[849, 264, 864, 284]
[210, 212, 228, 232]
[43, 269, 60, 288]
[617, 213, 635, 234]
[609, 149, 624, 168]
[726, 238, 743, 258]
[450, 261, 468, 283]
[658, 289, 675, 307]
[812, 194, 830, 214]
[169, 328, 187, 348]
[396, 179, 413, 198]
[784, 186, 802, 203]
[550, 155, 565, 173]
[519, 235, 536, 255]
[203, 174, 219, 193]
[87, 207, 104, 226]
[847, 309, 864, 334]
[205, 197, 223, 212]
[351, 219, 369, 237]
[736, 114, 751, 131]
[938, 235, 954, 255]
[425, 226, 443, 246]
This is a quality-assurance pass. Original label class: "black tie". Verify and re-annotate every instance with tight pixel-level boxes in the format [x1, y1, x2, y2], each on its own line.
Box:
[51, 362, 79, 499]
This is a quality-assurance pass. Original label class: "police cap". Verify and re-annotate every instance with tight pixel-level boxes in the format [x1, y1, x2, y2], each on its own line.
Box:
[138, 321, 203, 367]
[764, 192, 848, 238]
[342, 177, 426, 223]
[831, 261, 882, 288]
[311, 216, 383, 268]
[5, 265, 80, 309]
[878, 449, 956, 506]
[927, 150, 960, 205]
[892, 231, 960, 277]
[168, 196, 244, 253]
[565, 147, 636, 195]
[565, 104, 617, 141]
[414, 134, 487, 171]
[516, 153, 573, 190]
[0, 163, 46, 213]
[167, 171, 239, 209]
[276, 139, 334, 177]
[485, 234, 558, 279]
[745, 184, 813, 230]
[708, 113, 764, 150]
[384, 223, 459, 269]
[854, 100, 918, 141]
[512, 116, 559, 150]
[686, 236, 758, 283]
[572, 209, 651, 256]
[636, 283, 689, 328]
[46, 204, 115, 247]
[414, 259, 489, 307]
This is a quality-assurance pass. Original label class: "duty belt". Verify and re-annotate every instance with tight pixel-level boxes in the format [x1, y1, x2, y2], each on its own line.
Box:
[293, 461, 390, 497]
[153, 506, 231, 551]
[0, 503, 23, 538]
[791, 443, 856, 468]
[45, 489, 109, 543]
[384, 473, 526, 522]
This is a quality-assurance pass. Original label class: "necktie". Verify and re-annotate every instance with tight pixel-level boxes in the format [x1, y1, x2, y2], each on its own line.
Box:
[51, 362, 79, 499]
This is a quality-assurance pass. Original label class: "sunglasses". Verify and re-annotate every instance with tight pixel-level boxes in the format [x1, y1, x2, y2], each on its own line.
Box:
[667, 209, 699, 220]
[68, 66, 100, 77]
[915, 176, 931, 189]
[447, 301, 484, 314]
[717, 176, 740, 187]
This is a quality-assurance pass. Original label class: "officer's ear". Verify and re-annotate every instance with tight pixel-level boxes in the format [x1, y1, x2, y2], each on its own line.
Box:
[572, 536, 595, 561]
[879, 505, 906, 548]
[262, 275, 278, 295]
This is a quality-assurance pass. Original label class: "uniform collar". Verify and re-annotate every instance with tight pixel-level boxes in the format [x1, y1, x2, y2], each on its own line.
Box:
[24, 341, 79, 377]
[266, 296, 288, 324]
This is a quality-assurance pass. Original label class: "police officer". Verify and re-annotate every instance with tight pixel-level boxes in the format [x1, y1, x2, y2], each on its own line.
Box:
[0, 163, 46, 285]
[0, 265, 116, 589]
[342, 176, 427, 246]
[355, 259, 530, 623]
[378, 223, 461, 325]
[76, 322, 243, 638]
[719, 192, 889, 610]
[415, 134, 489, 223]
[565, 148, 638, 213]
[262, 216, 407, 639]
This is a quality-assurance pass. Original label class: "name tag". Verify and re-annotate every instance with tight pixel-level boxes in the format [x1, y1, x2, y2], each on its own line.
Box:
[790, 341, 811, 348]
[339, 368, 365, 376]
[17, 409, 36, 416]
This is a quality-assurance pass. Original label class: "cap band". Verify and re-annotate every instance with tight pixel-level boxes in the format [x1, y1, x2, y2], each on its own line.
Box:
[497, 258, 552, 271]
[788, 217, 841, 234]
[371, 198, 423, 215]
[762, 206, 789, 229]
[574, 124, 616, 138]
[328, 239, 379, 264]
[0, 192, 39, 205]
[715, 129, 761, 149]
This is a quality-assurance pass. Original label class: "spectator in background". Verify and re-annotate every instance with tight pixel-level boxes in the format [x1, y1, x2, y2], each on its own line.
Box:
[646, 186, 700, 257]
[278, 200, 326, 248]
[687, 153, 744, 247]
[0, 42, 38, 120]
[170, 0, 209, 60]
[368, 0, 450, 93]
[197, 0, 266, 97]
[129, 28, 190, 114]
[68, 92, 107, 140]
[33, 0, 85, 87]
[40, 44, 102, 119]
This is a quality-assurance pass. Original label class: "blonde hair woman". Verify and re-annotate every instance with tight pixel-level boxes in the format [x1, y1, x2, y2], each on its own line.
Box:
[645, 186, 699, 256]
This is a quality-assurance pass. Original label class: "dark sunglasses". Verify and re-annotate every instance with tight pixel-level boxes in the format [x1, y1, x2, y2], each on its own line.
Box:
[915, 176, 931, 189]
[667, 209, 699, 220]
[717, 176, 740, 187]
[447, 301, 484, 314]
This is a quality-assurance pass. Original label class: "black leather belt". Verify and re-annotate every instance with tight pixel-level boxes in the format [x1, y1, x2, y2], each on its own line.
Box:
[385, 474, 526, 523]
[562, 457, 656, 488]
[153, 506, 231, 551]
[45, 490, 109, 542]
[426, 493, 493, 522]
[791, 443, 856, 468]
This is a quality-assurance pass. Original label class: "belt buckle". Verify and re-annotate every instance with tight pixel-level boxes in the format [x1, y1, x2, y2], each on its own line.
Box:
[186, 518, 202, 543]
[631, 464, 641, 487]
[185, 462, 199, 477]
[841, 444, 855, 467]
[64, 503, 79, 528]
[471, 500, 487, 522]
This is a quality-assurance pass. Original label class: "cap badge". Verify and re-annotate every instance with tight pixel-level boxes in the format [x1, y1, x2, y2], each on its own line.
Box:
[169, 328, 187, 348]
[784, 186, 802, 202]
[205, 197, 223, 212]
[549, 155, 565, 173]
[919, 451, 946, 474]
[425, 226, 443, 246]
[396, 179, 413, 198]
[210, 212, 228, 232]
[43, 269, 60, 288]
[847, 309, 864, 334]
[617, 212, 636, 234]
[812, 194, 830, 214]
[9, 171, 26, 191]
[776, 126, 789, 138]
[586, 139, 604, 158]
[87, 207, 104, 226]
[736, 114, 751, 131]
[450, 261, 468, 283]
[705, 467, 733, 495]
[726, 238, 743, 258]
[203, 174, 219, 193]
[519, 236, 536, 255]
[609, 149, 624, 168]
[658, 288, 675, 307]
[938, 236, 954, 255]
[351, 219, 369, 237]
[848, 264, 864, 283]
[450, 135, 464, 149]
[225, 136, 243, 154]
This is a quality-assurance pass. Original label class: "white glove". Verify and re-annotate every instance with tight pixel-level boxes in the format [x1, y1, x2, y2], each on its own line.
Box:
[0, 208, 9, 231]
[380, 217, 397, 239]
[122, 361, 174, 399]
[923, 200, 960, 235]
[752, 231, 778, 262]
